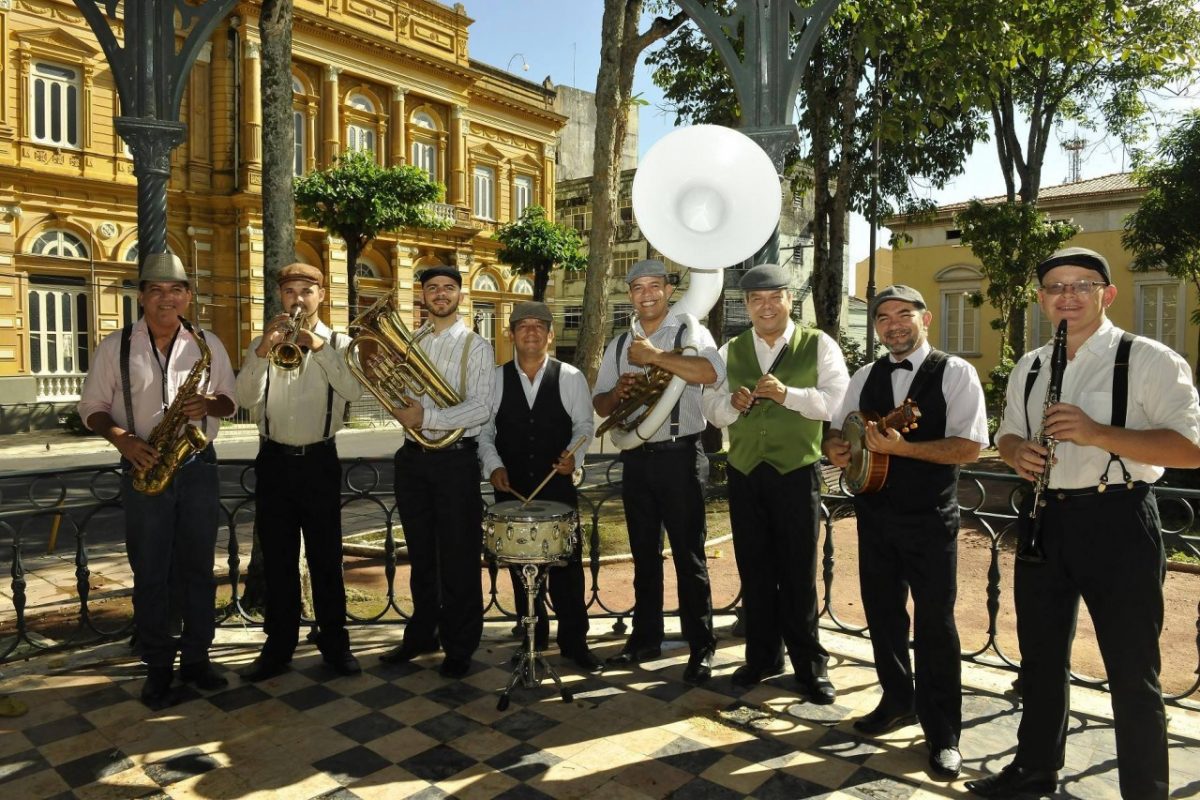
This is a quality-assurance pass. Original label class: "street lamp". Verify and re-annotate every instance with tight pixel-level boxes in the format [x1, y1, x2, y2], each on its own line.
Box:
[74, 0, 238, 274]
[506, 53, 530, 73]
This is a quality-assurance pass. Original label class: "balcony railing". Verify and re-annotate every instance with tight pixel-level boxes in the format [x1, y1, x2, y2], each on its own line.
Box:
[35, 373, 86, 401]
[427, 202, 457, 224]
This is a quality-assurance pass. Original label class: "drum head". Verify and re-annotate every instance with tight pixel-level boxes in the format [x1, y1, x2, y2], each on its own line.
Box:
[489, 499, 573, 519]
[843, 411, 870, 493]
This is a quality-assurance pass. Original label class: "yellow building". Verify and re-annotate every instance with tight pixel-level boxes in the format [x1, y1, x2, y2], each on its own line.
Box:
[885, 173, 1195, 384]
[0, 0, 566, 428]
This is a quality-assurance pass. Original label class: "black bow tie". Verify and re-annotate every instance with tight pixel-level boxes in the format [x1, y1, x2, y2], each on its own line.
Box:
[881, 359, 913, 373]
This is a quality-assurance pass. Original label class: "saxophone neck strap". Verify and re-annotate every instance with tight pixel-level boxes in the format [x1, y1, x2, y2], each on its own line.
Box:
[120, 323, 136, 439]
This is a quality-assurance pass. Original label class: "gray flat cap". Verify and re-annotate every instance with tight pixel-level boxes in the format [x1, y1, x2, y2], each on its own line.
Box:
[510, 301, 553, 326]
[740, 263, 789, 291]
[140, 253, 188, 285]
[869, 284, 927, 318]
[625, 259, 668, 285]
[1036, 247, 1111, 285]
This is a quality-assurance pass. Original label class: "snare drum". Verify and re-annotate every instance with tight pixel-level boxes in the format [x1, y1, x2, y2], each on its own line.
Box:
[483, 500, 578, 564]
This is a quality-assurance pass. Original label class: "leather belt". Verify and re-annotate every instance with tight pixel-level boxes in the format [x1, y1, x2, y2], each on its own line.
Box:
[261, 437, 335, 456]
[1044, 480, 1148, 500]
[634, 433, 699, 453]
[404, 436, 478, 453]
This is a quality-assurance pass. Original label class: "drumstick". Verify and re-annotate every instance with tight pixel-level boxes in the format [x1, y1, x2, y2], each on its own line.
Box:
[521, 436, 588, 508]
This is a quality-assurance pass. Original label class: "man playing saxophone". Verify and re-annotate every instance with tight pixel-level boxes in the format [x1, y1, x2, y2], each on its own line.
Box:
[235, 263, 362, 682]
[78, 253, 236, 709]
[969, 248, 1200, 800]
[593, 259, 722, 685]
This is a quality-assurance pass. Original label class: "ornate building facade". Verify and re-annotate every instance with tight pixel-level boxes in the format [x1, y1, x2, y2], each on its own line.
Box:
[0, 0, 566, 428]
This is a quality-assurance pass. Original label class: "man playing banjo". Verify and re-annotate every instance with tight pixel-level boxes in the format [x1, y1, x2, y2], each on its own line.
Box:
[823, 284, 987, 780]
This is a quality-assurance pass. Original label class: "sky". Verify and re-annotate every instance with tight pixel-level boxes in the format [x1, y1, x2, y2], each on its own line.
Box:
[461, 0, 1200, 291]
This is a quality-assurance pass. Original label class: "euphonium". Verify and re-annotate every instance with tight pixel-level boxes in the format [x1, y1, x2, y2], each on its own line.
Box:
[270, 304, 306, 370]
[1019, 318, 1068, 563]
[345, 294, 465, 449]
[131, 317, 211, 496]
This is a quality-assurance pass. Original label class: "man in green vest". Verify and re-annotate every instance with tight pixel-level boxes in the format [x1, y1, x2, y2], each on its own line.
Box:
[702, 263, 849, 703]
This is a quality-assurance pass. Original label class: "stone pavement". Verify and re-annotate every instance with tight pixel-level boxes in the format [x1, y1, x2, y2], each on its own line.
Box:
[2, 620, 1199, 800]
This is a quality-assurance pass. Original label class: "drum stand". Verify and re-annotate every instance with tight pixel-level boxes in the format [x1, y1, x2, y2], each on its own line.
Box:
[497, 562, 573, 711]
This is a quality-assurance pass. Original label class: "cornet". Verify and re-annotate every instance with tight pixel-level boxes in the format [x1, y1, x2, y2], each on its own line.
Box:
[270, 305, 306, 371]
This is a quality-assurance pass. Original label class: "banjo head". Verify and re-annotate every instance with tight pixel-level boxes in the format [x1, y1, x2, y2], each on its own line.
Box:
[842, 411, 872, 494]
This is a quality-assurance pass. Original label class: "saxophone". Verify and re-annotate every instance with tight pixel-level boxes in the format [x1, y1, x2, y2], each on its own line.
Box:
[131, 317, 212, 496]
[1018, 318, 1068, 562]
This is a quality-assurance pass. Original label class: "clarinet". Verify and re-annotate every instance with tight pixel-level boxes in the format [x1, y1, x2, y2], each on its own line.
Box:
[1018, 319, 1068, 563]
[740, 347, 789, 417]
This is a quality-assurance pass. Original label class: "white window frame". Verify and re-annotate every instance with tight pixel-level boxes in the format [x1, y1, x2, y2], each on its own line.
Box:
[346, 93, 378, 158]
[473, 165, 496, 220]
[473, 301, 496, 347]
[32, 230, 88, 259]
[27, 285, 89, 375]
[472, 273, 499, 292]
[512, 277, 533, 295]
[410, 112, 439, 181]
[1136, 279, 1185, 355]
[514, 175, 534, 219]
[1028, 300, 1054, 350]
[940, 289, 979, 356]
[30, 62, 80, 148]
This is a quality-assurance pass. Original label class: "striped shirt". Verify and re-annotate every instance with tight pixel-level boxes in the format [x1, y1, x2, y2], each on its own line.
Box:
[409, 317, 495, 438]
[593, 310, 724, 442]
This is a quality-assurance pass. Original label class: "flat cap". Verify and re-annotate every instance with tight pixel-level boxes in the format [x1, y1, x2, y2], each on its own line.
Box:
[277, 262, 323, 286]
[740, 263, 789, 291]
[418, 265, 462, 286]
[1036, 246, 1111, 285]
[510, 301, 553, 326]
[625, 259, 668, 285]
[869, 284, 927, 319]
[140, 252, 188, 285]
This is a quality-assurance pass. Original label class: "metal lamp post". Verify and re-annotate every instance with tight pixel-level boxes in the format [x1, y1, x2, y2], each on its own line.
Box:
[74, 0, 238, 273]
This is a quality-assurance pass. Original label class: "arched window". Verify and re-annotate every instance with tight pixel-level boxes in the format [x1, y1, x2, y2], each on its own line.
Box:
[472, 273, 499, 292]
[410, 111, 438, 181]
[346, 92, 378, 156]
[293, 76, 307, 176]
[512, 277, 533, 295]
[123, 242, 176, 263]
[355, 261, 379, 280]
[32, 230, 88, 259]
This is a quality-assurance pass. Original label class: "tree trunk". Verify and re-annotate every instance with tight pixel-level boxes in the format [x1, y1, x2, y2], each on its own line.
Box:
[259, 0, 295, 321]
[346, 237, 362, 316]
[533, 267, 549, 302]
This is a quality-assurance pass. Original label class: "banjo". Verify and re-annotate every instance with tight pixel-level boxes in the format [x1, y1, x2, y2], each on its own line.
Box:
[841, 399, 922, 494]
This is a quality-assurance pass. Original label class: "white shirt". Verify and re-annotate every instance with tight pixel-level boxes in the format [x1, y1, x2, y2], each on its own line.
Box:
[234, 320, 362, 445]
[478, 356, 594, 477]
[832, 340, 990, 447]
[702, 321, 849, 428]
[996, 319, 1200, 489]
[407, 317, 496, 438]
[592, 310, 725, 441]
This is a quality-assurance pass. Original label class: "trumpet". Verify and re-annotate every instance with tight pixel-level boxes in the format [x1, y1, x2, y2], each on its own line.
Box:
[270, 305, 306, 370]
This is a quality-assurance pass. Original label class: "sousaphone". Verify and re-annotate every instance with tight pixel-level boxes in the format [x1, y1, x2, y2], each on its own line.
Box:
[603, 125, 782, 449]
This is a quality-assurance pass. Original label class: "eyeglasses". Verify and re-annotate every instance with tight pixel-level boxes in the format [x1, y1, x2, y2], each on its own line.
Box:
[1042, 280, 1106, 296]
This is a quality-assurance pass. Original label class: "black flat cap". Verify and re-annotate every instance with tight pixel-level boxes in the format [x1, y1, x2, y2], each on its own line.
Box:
[418, 266, 462, 286]
[625, 259, 668, 285]
[869, 284, 927, 318]
[1036, 247, 1111, 285]
[510, 301, 553, 326]
[739, 263, 790, 291]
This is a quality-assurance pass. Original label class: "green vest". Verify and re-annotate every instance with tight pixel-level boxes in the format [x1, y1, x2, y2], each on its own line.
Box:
[727, 325, 823, 475]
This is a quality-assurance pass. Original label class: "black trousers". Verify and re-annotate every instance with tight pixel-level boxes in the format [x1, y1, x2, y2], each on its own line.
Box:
[728, 462, 827, 679]
[856, 499, 962, 748]
[394, 445, 484, 660]
[1013, 485, 1167, 800]
[620, 442, 715, 652]
[255, 442, 349, 660]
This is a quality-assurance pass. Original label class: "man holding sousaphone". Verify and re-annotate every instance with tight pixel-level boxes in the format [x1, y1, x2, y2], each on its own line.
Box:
[478, 301, 602, 674]
[593, 259, 723, 685]
[823, 284, 987, 779]
[701, 263, 848, 703]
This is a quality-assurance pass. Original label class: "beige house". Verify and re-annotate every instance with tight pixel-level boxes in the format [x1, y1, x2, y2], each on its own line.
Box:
[0, 0, 567, 429]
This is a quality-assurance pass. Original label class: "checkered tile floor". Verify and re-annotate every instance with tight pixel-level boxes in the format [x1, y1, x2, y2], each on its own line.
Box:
[2, 623, 1199, 799]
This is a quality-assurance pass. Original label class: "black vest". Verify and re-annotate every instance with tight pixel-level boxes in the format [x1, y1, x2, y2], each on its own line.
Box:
[494, 359, 576, 506]
[855, 351, 958, 514]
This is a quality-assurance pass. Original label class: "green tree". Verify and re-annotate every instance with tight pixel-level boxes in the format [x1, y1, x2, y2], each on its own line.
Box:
[495, 206, 586, 302]
[956, 200, 1077, 411]
[1124, 109, 1200, 377]
[259, 0, 295, 320]
[294, 150, 447, 313]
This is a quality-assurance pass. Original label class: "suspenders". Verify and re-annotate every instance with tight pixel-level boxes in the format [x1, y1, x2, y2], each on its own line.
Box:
[615, 322, 689, 438]
[264, 330, 344, 442]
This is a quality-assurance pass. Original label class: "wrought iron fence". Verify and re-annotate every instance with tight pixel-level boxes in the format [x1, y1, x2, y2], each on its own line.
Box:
[1, 457, 1197, 706]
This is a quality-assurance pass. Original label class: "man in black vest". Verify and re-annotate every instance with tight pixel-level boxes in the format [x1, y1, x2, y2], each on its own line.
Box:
[824, 285, 988, 780]
[968, 248, 1200, 800]
[479, 302, 603, 674]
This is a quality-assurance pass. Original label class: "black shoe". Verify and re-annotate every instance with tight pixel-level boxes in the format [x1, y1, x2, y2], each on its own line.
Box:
[323, 651, 362, 676]
[796, 675, 837, 705]
[140, 666, 175, 710]
[682, 648, 714, 685]
[179, 661, 228, 691]
[563, 648, 604, 674]
[238, 656, 291, 683]
[379, 641, 439, 665]
[605, 642, 661, 666]
[438, 655, 471, 679]
[730, 662, 785, 688]
[929, 746, 962, 779]
[852, 704, 918, 736]
[966, 765, 1058, 798]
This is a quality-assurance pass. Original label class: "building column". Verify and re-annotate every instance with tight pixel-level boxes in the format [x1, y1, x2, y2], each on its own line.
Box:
[323, 65, 341, 165]
[391, 87, 406, 167]
[542, 143, 556, 220]
[449, 106, 466, 205]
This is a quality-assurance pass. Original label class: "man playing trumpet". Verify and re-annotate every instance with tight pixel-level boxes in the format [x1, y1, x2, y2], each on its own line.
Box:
[235, 263, 362, 681]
